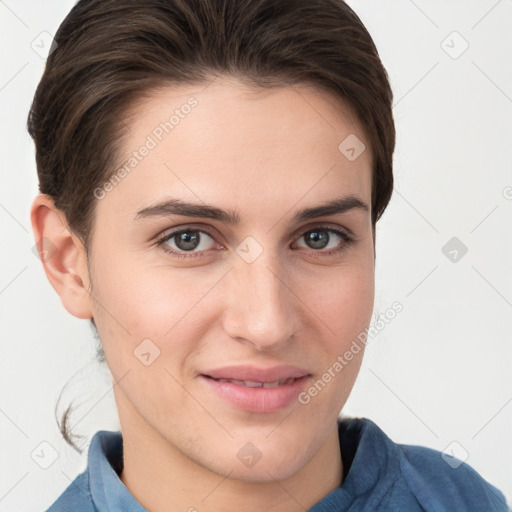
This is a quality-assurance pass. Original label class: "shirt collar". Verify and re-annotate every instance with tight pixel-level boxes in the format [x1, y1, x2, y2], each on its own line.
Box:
[87, 417, 395, 511]
[309, 417, 400, 510]
[88, 429, 148, 511]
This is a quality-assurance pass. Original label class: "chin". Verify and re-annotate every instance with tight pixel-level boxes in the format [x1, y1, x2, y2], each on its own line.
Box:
[202, 438, 311, 483]
[221, 457, 305, 483]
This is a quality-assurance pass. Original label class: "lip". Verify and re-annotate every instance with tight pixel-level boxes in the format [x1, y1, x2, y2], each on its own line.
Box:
[199, 365, 311, 413]
[201, 364, 310, 382]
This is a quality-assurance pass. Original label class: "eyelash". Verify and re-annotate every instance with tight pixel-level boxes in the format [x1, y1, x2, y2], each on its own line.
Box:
[154, 224, 355, 260]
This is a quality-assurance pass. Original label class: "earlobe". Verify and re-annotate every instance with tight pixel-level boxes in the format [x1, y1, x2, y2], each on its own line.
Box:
[30, 194, 93, 320]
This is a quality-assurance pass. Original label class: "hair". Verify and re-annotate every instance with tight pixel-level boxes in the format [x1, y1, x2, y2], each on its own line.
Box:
[27, 0, 395, 452]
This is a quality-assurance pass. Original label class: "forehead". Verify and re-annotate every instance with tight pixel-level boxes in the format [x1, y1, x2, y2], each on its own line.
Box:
[99, 78, 372, 221]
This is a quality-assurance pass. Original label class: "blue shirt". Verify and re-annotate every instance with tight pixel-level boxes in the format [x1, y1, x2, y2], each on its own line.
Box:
[45, 417, 508, 511]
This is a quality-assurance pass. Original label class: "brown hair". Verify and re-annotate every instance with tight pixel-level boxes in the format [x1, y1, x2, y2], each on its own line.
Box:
[28, 0, 395, 451]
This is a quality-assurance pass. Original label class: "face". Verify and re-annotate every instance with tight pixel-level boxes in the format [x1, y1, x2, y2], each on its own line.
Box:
[84, 78, 375, 481]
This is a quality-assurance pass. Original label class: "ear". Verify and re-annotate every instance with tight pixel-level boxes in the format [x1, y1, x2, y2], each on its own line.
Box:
[30, 194, 93, 319]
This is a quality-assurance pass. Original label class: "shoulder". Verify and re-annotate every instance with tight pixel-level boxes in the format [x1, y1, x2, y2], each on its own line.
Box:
[340, 417, 508, 512]
[45, 470, 97, 512]
[396, 439, 508, 511]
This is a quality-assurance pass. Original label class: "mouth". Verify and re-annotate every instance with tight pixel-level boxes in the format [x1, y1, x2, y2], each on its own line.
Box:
[199, 373, 311, 413]
[202, 375, 299, 388]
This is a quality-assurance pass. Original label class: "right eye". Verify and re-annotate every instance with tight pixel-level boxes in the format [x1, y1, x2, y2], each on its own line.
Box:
[155, 227, 219, 259]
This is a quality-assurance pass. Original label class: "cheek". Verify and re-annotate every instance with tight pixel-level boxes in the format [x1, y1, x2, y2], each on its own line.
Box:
[297, 259, 373, 413]
[92, 250, 217, 335]
[89, 256, 224, 392]
[89, 260, 208, 418]
[302, 253, 375, 346]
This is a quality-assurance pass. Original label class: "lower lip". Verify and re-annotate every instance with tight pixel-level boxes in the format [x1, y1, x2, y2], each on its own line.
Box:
[200, 375, 311, 413]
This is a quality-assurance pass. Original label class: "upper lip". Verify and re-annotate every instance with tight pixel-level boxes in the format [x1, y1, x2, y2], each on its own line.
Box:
[201, 365, 310, 383]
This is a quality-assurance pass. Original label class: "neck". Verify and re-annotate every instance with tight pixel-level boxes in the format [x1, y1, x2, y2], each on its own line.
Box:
[118, 411, 343, 512]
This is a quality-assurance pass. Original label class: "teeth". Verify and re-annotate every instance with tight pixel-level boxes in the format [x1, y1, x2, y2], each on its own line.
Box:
[264, 377, 294, 387]
[216, 377, 295, 387]
[238, 380, 264, 388]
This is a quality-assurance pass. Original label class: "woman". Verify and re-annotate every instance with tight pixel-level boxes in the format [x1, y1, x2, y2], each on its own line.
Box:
[28, 0, 507, 510]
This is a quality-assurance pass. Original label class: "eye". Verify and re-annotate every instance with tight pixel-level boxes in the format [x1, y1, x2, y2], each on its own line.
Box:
[155, 224, 354, 260]
[293, 226, 354, 256]
[156, 227, 217, 259]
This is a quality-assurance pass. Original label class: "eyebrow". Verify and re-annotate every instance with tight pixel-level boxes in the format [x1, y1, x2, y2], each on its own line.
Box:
[134, 194, 368, 224]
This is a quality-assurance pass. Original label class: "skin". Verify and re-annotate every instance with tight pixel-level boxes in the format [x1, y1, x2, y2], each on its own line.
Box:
[31, 76, 376, 512]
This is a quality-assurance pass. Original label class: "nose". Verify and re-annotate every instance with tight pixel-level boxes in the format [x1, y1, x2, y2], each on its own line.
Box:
[221, 254, 300, 352]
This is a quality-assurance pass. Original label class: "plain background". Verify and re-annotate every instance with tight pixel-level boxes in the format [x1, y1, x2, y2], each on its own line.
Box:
[1, 0, 511, 510]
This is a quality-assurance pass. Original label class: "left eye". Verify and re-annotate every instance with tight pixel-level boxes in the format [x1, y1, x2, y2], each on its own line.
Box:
[294, 228, 351, 252]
